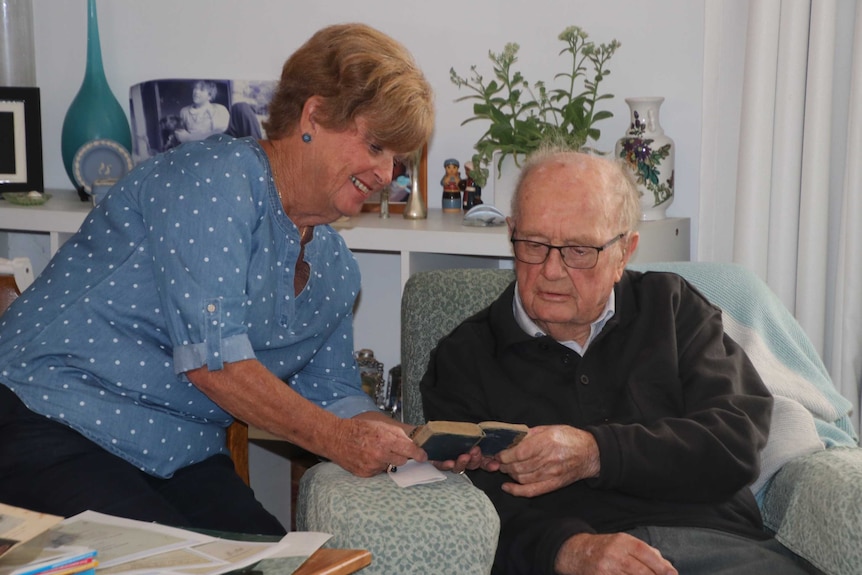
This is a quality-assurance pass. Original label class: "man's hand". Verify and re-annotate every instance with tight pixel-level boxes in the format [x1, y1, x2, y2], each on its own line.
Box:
[495, 425, 600, 497]
[430, 445, 501, 474]
[555, 533, 677, 575]
[329, 416, 427, 477]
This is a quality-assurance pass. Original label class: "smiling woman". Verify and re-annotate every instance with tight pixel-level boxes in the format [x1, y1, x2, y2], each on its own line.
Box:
[361, 145, 427, 214]
[0, 22, 434, 537]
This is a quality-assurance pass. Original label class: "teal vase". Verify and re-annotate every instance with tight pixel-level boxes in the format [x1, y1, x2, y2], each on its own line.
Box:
[61, 0, 132, 189]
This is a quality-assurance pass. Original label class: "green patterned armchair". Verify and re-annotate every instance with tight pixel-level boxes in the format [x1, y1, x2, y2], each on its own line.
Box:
[298, 263, 861, 575]
[294, 270, 511, 574]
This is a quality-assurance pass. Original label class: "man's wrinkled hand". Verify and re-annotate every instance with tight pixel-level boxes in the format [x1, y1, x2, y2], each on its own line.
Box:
[495, 425, 600, 498]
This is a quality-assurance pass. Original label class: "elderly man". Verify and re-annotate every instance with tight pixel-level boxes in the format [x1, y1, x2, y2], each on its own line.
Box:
[420, 149, 815, 575]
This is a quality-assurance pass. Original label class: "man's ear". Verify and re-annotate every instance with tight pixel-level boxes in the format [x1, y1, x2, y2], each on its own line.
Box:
[620, 232, 639, 267]
[506, 216, 515, 236]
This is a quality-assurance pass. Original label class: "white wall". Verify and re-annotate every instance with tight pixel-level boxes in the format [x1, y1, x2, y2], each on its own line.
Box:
[32, 0, 706, 250]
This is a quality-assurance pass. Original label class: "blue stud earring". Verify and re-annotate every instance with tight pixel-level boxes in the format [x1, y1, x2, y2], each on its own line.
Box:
[301, 133, 312, 143]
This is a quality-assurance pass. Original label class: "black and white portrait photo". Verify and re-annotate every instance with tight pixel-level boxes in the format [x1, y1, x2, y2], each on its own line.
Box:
[129, 78, 276, 163]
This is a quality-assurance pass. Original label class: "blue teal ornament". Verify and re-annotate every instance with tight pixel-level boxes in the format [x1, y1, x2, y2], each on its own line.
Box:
[61, 0, 132, 190]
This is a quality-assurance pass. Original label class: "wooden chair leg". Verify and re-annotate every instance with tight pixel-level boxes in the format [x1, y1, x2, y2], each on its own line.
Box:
[226, 420, 250, 485]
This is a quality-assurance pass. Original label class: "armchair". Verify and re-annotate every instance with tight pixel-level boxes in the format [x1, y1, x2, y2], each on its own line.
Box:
[299, 262, 861, 575]
[296, 270, 511, 574]
[629, 262, 861, 575]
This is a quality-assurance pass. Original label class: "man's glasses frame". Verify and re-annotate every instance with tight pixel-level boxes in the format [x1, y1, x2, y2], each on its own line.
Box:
[510, 230, 626, 269]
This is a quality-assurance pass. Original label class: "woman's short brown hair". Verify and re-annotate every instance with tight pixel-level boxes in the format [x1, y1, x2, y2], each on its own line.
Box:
[263, 23, 434, 155]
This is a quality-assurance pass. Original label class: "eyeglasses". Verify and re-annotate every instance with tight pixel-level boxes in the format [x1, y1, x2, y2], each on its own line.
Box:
[510, 230, 626, 269]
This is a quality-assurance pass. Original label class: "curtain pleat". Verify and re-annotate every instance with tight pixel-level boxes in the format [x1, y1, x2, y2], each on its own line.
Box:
[831, 2, 862, 431]
[795, 0, 836, 353]
[734, 0, 781, 276]
[767, 1, 809, 307]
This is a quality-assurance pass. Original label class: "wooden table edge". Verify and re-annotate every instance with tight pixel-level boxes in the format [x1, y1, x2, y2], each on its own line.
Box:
[292, 548, 372, 575]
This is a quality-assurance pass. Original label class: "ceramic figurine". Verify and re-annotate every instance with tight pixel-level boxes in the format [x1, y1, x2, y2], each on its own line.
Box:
[441, 158, 462, 213]
[459, 160, 483, 210]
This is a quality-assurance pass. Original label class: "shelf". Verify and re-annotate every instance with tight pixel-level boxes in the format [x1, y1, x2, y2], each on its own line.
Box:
[334, 211, 690, 290]
[0, 191, 690, 280]
[0, 189, 91, 254]
[0, 189, 91, 233]
[333, 210, 511, 257]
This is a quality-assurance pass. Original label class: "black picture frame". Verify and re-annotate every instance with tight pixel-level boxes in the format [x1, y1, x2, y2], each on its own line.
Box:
[0, 87, 43, 194]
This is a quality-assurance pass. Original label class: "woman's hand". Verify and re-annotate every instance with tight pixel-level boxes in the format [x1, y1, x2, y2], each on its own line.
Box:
[187, 361, 424, 477]
[327, 414, 427, 477]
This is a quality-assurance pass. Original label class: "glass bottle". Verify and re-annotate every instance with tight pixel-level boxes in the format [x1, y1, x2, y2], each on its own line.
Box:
[355, 349, 385, 404]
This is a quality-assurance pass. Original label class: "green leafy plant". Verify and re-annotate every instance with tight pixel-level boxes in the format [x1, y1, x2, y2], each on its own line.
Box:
[450, 26, 620, 187]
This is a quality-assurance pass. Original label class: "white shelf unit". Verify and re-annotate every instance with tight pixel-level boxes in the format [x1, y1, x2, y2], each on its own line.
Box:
[0, 189, 689, 372]
[333, 209, 690, 290]
[0, 190, 92, 255]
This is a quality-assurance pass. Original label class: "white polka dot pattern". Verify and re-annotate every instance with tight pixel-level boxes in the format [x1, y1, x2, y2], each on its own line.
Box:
[0, 136, 375, 478]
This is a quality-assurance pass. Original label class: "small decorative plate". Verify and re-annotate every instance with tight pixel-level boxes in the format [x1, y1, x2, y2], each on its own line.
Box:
[72, 139, 133, 194]
[2, 192, 52, 206]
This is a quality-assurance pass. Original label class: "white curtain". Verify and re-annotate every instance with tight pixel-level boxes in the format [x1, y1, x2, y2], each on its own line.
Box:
[702, 0, 862, 432]
[832, 1, 862, 434]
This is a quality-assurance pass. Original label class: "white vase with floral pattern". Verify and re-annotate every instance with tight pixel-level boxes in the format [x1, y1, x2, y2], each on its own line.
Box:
[615, 97, 675, 220]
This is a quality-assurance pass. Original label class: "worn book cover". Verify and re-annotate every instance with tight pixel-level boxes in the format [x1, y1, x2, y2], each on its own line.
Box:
[476, 421, 529, 455]
[410, 421, 528, 461]
[410, 421, 483, 461]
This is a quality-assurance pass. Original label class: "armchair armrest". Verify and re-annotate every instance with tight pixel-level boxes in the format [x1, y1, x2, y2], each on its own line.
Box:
[296, 462, 499, 574]
[761, 447, 862, 575]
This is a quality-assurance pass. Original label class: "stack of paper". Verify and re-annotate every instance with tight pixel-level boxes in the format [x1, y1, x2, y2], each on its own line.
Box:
[8, 547, 96, 575]
[1, 507, 330, 575]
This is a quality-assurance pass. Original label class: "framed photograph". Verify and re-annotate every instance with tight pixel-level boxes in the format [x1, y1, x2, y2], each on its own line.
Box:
[0, 87, 43, 193]
[129, 78, 276, 162]
[361, 145, 427, 214]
